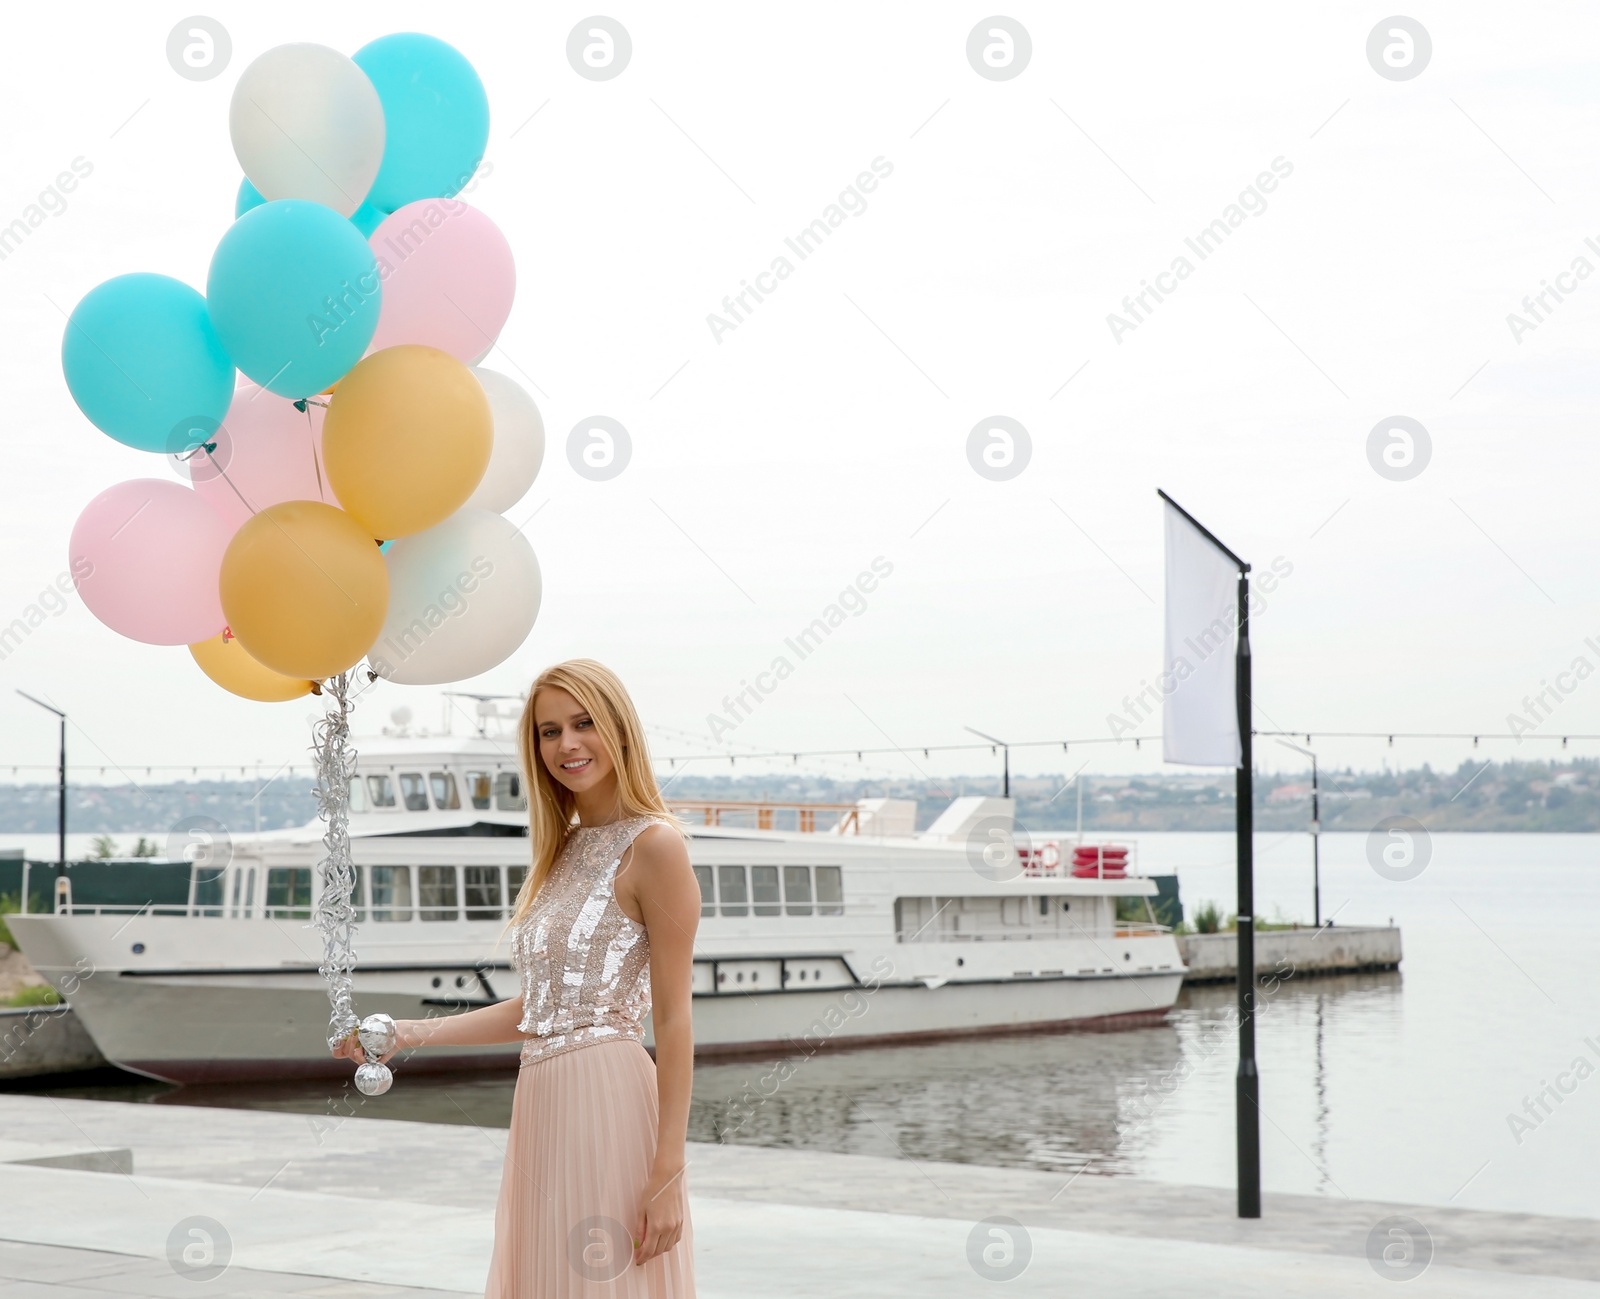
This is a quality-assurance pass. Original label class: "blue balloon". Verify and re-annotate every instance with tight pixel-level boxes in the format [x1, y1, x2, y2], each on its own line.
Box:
[354, 33, 489, 212]
[348, 200, 386, 237]
[236, 177, 265, 218]
[237, 175, 383, 235]
[61, 273, 234, 454]
[207, 200, 381, 398]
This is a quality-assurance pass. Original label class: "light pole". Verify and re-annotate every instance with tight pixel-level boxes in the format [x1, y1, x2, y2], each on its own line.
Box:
[15, 691, 66, 914]
[1277, 738, 1321, 929]
[964, 726, 1009, 798]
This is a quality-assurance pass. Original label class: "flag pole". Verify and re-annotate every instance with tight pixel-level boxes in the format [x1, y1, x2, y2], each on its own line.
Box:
[1155, 489, 1259, 1219]
[1235, 568, 1260, 1218]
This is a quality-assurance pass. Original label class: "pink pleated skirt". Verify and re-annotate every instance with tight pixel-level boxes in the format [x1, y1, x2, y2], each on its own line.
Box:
[484, 1038, 695, 1298]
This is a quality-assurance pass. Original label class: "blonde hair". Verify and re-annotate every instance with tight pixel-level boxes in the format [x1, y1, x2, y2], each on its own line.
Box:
[506, 659, 680, 930]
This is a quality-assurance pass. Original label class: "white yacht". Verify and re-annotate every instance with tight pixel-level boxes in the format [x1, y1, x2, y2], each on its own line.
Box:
[9, 719, 1185, 1084]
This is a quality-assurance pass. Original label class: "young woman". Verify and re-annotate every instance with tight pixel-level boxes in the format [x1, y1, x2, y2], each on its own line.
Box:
[334, 659, 700, 1295]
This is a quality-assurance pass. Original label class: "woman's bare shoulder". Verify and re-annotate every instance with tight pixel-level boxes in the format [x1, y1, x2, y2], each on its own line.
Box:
[631, 819, 690, 864]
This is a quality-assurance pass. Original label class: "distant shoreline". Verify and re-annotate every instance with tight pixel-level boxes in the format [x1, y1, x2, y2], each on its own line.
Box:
[2, 756, 1598, 837]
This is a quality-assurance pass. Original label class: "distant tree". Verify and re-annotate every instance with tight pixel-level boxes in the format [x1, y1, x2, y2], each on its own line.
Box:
[131, 837, 158, 858]
[90, 835, 117, 859]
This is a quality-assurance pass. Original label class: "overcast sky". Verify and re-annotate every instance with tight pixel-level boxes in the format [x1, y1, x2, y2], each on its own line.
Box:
[3, 2, 1599, 794]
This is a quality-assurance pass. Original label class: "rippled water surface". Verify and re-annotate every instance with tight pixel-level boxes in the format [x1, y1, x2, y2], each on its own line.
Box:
[19, 833, 1598, 1220]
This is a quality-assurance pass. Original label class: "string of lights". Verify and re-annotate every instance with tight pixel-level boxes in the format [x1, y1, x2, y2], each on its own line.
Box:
[4, 727, 1598, 781]
[653, 727, 1600, 766]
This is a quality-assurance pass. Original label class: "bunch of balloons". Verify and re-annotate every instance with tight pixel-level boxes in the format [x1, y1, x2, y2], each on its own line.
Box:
[63, 34, 543, 700]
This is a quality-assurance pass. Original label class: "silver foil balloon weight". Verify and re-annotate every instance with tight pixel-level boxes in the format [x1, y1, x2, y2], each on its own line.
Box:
[358, 1012, 397, 1059]
[352, 1013, 397, 1095]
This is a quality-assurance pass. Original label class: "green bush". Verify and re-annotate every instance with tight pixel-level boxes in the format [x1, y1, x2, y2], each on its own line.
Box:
[5, 984, 60, 1008]
[0, 892, 18, 949]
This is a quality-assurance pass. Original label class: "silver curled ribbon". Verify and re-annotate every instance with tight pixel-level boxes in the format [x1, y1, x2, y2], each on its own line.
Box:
[310, 672, 361, 1050]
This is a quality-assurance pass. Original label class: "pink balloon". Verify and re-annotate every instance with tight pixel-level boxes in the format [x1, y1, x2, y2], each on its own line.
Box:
[191, 383, 338, 537]
[70, 479, 229, 645]
[367, 199, 515, 362]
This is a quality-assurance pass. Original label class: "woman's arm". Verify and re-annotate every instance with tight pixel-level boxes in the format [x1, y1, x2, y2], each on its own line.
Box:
[616, 822, 701, 1265]
[331, 991, 528, 1062]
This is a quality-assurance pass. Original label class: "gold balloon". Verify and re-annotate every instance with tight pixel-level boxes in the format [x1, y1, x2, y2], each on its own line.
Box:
[321, 345, 491, 539]
[189, 632, 315, 703]
[219, 501, 388, 679]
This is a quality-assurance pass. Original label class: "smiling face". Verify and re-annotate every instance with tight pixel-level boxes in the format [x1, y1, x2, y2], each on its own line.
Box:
[534, 686, 617, 799]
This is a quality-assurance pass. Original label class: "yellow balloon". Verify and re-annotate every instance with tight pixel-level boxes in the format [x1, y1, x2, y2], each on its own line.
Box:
[189, 633, 315, 703]
[321, 345, 491, 539]
[219, 501, 389, 679]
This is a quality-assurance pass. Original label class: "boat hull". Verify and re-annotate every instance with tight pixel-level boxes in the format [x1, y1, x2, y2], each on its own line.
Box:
[10, 913, 1182, 1084]
[97, 975, 1181, 1084]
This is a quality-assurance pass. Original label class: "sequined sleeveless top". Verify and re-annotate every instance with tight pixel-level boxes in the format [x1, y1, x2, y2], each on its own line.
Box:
[511, 814, 667, 1067]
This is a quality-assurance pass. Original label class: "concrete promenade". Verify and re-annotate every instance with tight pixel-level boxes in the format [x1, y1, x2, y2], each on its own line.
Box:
[0, 1092, 1594, 1298]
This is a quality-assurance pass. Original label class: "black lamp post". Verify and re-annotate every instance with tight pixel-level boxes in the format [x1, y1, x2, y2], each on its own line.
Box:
[1277, 738, 1322, 929]
[964, 726, 1010, 798]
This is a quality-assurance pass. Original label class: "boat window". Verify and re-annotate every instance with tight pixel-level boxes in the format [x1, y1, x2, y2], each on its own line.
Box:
[229, 868, 242, 918]
[193, 863, 225, 917]
[348, 776, 369, 813]
[693, 865, 714, 917]
[419, 865, 460, 921]
[466, 770, 493, 811]
[367, 774, 396, 809]
[495, 771, 527, 811]
[784, 866, 813, 916]
[507, 864, 528, 904]
[265, 867, 312, 920]
[244, 867, 255, 917]
[351, 864, 367, 924]
[430, 772, 461, 810]
[718, 865, 748, 917]
[399, 773, 429, 812]
[464, 865, 502, 920]
[371, 865, 413, 922]
[816, 866, 843, 916]
[751, 865, 780, 916]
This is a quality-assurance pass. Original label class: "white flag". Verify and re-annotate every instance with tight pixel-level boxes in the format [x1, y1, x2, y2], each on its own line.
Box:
[1162, 500, 1241, 767]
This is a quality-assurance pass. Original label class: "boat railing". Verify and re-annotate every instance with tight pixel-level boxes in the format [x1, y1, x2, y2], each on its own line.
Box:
[919, 921, 1173, 941]
[667, 799, 860, 834]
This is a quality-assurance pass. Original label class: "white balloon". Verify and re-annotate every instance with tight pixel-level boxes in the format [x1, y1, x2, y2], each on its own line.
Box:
[230, 44, 385, 216]
[367, 508, 541, 686]
[465, 368, 545, 513]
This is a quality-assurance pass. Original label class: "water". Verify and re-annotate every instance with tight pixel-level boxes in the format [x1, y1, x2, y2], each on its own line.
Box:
[14, 833, 1598, 1221]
